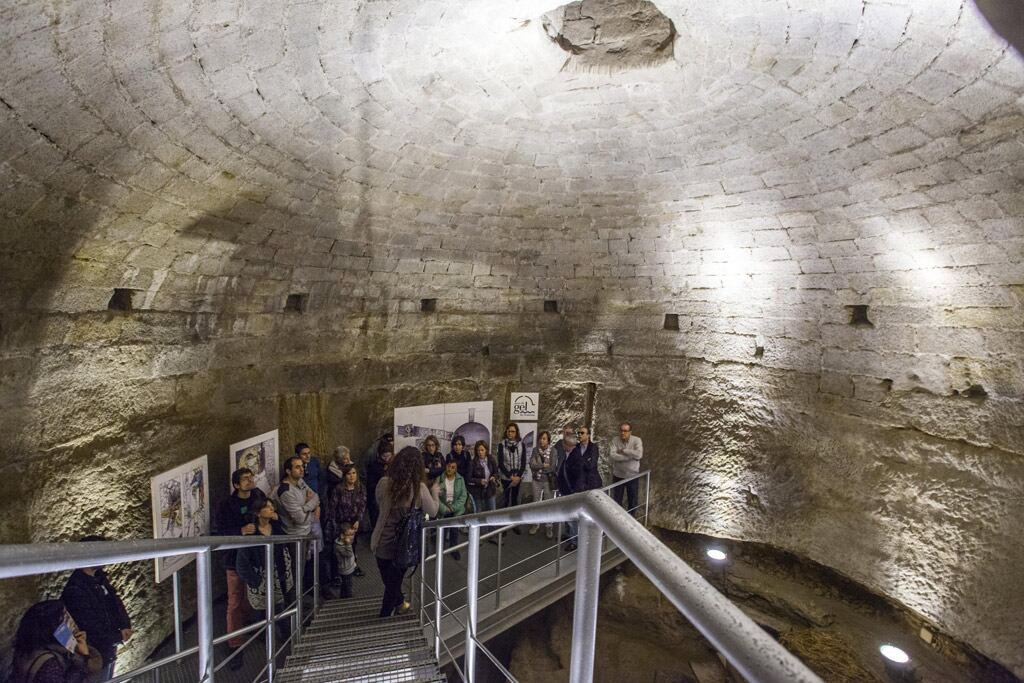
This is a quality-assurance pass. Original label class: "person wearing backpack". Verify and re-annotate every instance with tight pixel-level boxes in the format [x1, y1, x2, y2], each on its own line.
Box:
[370, 446, 440, 618]
[9, 599, 102, 683]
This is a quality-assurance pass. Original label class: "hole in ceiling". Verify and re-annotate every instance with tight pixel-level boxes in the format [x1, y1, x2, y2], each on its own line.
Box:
[541, 0, 676, 72]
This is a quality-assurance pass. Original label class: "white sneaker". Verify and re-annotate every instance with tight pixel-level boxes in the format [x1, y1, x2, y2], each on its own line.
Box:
[528, 525, 540, 535]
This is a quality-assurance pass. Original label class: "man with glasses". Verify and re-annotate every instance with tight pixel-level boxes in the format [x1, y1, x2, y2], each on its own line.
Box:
[576, 426, 602, 491]
[609, 422, 643, 516]
[555, 425, 584, 551]
[214, 468, 265, 666]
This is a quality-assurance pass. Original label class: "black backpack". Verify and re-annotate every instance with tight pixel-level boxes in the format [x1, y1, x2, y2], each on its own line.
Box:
[393, 497, 424, 570]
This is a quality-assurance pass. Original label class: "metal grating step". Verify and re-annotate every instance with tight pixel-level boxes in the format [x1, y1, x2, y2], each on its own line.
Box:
[277, 661, 442, 683]
[290, 633, 427, 660]
[302, 617, 419, 639]
[282, 648, 437, 676]
[300, 618, 421, 640]
[304, 610, 415, 630]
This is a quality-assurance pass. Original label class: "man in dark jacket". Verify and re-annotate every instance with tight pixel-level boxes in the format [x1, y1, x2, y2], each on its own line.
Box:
[61, 537, 132, 681]
[555, 427, 584, 551]
[576, 426, 603, 491]
[214, 468, 265, 662]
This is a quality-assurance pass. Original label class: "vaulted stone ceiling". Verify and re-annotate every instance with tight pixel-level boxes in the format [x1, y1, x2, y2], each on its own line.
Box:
[1, 0, 1023, 676]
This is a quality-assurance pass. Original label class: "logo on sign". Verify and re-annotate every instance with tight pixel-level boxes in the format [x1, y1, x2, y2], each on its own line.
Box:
[512, 395, 536, 417]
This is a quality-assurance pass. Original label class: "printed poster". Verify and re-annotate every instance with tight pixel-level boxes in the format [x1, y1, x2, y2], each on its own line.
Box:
[395, 401, 494, 455]
[229, 430, 280, 496]
[151, 455, 210, 583]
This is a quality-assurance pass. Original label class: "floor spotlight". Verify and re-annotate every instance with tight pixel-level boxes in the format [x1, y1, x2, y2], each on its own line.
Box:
[880, 644, 916, 682]
[879, 645, 909, 664]
[706, 549, 727, 561]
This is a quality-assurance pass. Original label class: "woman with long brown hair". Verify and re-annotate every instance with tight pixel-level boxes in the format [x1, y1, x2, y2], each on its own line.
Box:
[370, 446, 440, 617]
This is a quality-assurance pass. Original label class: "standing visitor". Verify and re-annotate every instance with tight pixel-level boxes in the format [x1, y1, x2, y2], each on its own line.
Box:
[497, 423, 527, 533]
[528, 431, 556, 538]
[370, 447, 440, 618]
[235, 499, 294, 621]
[437, 459, 468, 560]
[325, 465, 367, 580]
[296, 442, 322, 494]
[553, 424, 576, 477]
[609, 422, 644, 515]
[446, 435, 470, 479]
[466, 441, 500, 514]
[366, 442, 393, 530]
[60, 539, 132, 681]
[422, 435, 445, 485]
[274, 456, 332, 598]
[213, 468, 265, 660]
[556, 428, 584, 551]
[577, 426, 603, 491]
[335, 524, 358, 598]
[322, 449, 348, 584]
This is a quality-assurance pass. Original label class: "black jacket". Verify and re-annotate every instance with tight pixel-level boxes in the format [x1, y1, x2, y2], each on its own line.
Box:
[579, 442, 603, 490]
[213, 489, 266, 568]
[61, 569, 131, 664]
[557, 447, 586, 496]
[466, 455, 500, 497]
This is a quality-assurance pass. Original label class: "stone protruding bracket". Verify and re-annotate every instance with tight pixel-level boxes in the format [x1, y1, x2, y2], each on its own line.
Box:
[541, 0, 676, 72]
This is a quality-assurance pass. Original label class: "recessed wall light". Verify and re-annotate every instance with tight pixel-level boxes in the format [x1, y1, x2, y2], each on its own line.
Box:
[706, 549, 727, 561]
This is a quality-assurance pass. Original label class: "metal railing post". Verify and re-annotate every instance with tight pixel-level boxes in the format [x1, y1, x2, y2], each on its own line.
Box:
[569, 518, 602, 683]
[644, 472, 651, 525]
[265, 543, 276, 683]
[196, 549, 215, 683]
[419, 526, 427, 625]
[294, 540, 304, 640]
[495, 529, 503, 608]
[555, 520, 563, 575]
[172, 571, 183, 653]
[313, 535, 320, 609]
[465, 525, 480, 683]
[434, 525, 445, 660]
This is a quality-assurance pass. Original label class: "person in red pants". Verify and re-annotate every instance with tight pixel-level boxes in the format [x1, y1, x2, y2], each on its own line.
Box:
[214, 468, 265, 667]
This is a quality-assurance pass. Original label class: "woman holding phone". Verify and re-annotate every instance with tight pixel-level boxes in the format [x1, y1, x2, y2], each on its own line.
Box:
[10, 599, 102, 683]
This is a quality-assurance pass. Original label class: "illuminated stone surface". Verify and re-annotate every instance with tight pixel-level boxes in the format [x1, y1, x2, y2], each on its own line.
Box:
[0, 0, 1022, 675]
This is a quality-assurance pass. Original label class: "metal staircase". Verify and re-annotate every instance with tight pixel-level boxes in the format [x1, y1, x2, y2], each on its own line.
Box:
[276, 596, 447, 683]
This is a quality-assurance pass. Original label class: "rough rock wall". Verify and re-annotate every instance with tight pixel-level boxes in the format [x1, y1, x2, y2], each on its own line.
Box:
[1, 0, 1023, 676]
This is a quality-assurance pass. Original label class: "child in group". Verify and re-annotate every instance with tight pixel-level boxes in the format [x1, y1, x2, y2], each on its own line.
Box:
[335, 523, 358, 599]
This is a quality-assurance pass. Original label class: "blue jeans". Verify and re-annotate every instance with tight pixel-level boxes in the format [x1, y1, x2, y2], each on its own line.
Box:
[472, 493, 496, 513]
[99, 659, 116, 682]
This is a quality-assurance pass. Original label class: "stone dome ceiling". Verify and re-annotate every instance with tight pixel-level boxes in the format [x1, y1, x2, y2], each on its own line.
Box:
[3, 0, 1020, 247]
[2, 0, 1024, 677]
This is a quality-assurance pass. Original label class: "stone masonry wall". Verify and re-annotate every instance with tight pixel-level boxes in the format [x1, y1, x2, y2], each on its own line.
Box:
[1, 0, 1023, 676]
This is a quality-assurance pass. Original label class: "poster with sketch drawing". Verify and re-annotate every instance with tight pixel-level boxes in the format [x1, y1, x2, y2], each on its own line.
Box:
[150, 455, 210, 583]
[229, 430, 280, 496]
[395, 401, 493, 455]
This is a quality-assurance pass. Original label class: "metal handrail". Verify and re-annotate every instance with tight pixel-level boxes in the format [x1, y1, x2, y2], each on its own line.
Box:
[421, 475, 822, 683]
[0, 533, 320, 683]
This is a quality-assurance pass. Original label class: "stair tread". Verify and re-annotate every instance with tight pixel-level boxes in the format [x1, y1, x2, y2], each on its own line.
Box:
[277, 659, 440, 683]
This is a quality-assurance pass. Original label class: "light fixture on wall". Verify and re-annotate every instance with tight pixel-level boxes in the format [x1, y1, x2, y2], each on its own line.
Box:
[706, 549, 727, 561]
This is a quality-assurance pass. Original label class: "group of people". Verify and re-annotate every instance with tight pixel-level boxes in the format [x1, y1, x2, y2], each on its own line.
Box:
[368, 420, 644, 618]
[6, 421, 644, 681]
[214, 442, 368, 668]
